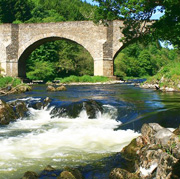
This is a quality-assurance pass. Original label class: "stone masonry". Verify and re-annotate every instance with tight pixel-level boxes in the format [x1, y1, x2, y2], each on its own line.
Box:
[0, 20, 124, 78]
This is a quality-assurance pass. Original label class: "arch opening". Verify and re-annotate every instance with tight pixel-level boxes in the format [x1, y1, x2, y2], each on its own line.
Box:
[18, 37, 94, 81]
[113, 40, 175, 79]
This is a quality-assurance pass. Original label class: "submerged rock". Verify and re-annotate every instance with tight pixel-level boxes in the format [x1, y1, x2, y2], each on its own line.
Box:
[57, 167, 83, 179]
[22, 171, 39, 179]
[44, 165, 55, 171]
[50, 100, 103, 119]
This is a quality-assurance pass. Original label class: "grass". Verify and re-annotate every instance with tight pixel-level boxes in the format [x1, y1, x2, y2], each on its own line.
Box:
[55, 75, 110, 83]
[0, 76, 22, 88]
[145, 61, 180, 89]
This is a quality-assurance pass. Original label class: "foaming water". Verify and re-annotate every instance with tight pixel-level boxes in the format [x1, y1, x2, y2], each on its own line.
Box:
[0, 100, 139, 178]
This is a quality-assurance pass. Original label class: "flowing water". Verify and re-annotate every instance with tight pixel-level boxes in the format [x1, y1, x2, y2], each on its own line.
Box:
[1, 83, 180, 178]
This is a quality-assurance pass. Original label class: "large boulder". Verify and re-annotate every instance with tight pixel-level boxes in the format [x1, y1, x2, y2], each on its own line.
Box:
[0, 100, 16, 125]
[115, 123, 180, 179]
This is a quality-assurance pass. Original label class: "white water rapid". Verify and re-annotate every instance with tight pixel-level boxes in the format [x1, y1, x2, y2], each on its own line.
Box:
[0, 100, 139, 178]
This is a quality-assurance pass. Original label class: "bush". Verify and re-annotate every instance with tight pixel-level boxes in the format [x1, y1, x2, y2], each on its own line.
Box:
[55, 75, 110, 83]
[0, 77, 22, 88]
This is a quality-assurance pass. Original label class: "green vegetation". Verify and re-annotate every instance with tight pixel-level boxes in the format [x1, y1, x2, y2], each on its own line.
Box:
[94, 0, 180, 49]
[55, 75, 109, 83]
[114, 41, 180, 78]
[0, 77, 22, 88]
[146, 61, 180, 89]
[26, 40, 94, 81]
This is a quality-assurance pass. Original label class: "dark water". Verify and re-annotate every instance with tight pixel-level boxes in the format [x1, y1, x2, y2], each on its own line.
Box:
[1, 83, 180, 178]
[2, 83, 180, 130]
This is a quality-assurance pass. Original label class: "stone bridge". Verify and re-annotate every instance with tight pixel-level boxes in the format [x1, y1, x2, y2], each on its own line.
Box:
[0, 20, 125, 78]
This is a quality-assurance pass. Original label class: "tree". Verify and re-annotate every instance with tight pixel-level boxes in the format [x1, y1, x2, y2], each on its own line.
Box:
[0, 0, 33, 23]
[94, 0, 180, 48]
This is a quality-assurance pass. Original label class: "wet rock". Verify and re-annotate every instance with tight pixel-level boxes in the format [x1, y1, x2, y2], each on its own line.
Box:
[47, 85, 56, 92]
[50, 100, 103, 119]
[43, 97, 51, 108]
[50, 102, 83, 118]
[56, 85, 67, 91]
[28, 101, 43, 110]
[121, 137, 144, 161]
[44, 165, 55, 171]
[14, 101, 28, 118]
[22, 171, 39, 179]
[0, 100, 16, 125]
[156, 152, 178, 179]
[83, 100, 103, 119]
[115, 123, 180, 179]
[109, 168, 139, 179]
[57, 167, 83, 179]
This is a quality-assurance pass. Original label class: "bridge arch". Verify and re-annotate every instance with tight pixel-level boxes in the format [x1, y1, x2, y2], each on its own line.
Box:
[18, 35, 94, 77]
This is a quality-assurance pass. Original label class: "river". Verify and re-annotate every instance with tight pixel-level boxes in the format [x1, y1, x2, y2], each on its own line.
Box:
[1, 83, 180, 179]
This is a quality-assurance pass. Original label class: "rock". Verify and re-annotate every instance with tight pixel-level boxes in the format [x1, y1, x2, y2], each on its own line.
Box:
[56, 85, 67, 91]
[50, 100, 103, 119]
[0, 100, 16, 125]
[57, 167, 83, 179]
[14, 101, 28, 118]
[22, 171, 38, 179]
[43, 97, 51, 108]
[28, 101, 43, 110]
[58, 171, 76, 179]
[16, 85, 32, 93]
[44, 165, 55, 171]
[47, 85, 56, 92]
[173, 126, 180, 135]
[109, 168, 139, 179]
[83, 100, 103, 119]
[156, 152, 178, 179]
[141, 123, 163, 144]
[121, 137, 144, 162]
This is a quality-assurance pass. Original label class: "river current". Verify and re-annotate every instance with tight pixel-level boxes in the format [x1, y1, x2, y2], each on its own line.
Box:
[1, 83, 180, 178]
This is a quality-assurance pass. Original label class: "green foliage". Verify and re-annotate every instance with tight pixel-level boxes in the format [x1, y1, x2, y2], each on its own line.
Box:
[26, 60, 55, 81]
[0, 77, 22, 88]
[26, 40, 94, 81]
[94, 0, 180, 49]
[0, 0, 34, 23]
[146, 60, 180, 89]
[55, 75, 109, 83]
[114, 41, 180, 78]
